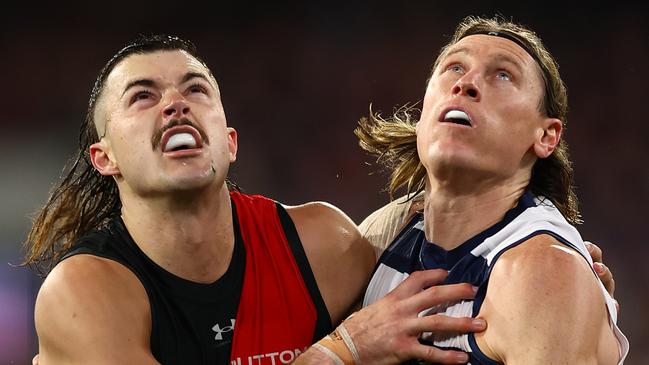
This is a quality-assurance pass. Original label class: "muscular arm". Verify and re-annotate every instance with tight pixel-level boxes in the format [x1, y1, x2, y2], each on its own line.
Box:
[289, 202, 486, 364]
[294, 270, 484, 365]
[475, 235, 619, 365]
[35, 255, 159, 365]
[286, 202, 376, 324]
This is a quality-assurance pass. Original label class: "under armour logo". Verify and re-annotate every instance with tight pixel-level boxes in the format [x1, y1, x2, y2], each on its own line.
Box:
[212, 319, 236, 341]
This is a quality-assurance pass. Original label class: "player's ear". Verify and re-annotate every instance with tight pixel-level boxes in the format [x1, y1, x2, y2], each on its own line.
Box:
[227, 127, 238, 163]
[534, 118, 562, 158]
[90, 139, 120, 176]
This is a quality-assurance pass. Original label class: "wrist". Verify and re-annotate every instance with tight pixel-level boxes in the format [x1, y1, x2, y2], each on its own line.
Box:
[294, 346, 338, 365]
[311, 323, 361, 365]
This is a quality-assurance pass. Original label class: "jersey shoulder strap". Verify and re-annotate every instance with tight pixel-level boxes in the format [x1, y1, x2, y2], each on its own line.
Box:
[229, 191, 329, 362]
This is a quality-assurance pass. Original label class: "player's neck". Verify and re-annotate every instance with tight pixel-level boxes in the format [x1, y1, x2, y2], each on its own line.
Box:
[422, 176, 527, 251]
[120, 183, 235, 284]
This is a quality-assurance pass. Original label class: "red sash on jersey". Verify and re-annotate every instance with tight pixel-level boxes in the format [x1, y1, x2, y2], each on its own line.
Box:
[229, 191, 318, 364]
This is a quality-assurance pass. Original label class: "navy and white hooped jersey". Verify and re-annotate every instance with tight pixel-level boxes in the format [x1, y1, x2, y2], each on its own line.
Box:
[363, 192, 629, 365]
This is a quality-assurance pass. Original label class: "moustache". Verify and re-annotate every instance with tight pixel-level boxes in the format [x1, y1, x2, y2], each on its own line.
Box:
[151, 118, 210, 151]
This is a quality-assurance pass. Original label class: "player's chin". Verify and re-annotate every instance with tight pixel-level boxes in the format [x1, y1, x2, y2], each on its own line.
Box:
[163, 168, 218, 191]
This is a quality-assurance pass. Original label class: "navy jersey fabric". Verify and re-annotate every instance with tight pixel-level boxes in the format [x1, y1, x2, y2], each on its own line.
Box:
[363, 192, 627, 364]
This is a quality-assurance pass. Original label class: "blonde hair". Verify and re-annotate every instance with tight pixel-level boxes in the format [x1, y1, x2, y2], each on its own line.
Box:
[355, 15, 581, 224]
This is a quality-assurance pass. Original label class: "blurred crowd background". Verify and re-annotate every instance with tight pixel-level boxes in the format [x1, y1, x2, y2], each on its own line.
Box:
[2, 1, 647, 363]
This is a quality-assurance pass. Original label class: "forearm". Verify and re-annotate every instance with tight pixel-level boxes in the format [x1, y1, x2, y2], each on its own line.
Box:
[292, 347, 336, 365]
[294, 270, 484, 365]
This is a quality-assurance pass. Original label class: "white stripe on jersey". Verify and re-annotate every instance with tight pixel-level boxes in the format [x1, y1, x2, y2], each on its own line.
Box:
[363, 195, 629, 364]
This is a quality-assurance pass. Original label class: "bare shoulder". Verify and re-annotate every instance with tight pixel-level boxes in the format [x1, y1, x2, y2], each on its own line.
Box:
[285, 202, 376, 325]
[359, 193, 423, 254]
[285, 201, 374, 261]
[493, 234, 595, 288]
[476, 234, 618, 364]
[36, 254, 156, 364]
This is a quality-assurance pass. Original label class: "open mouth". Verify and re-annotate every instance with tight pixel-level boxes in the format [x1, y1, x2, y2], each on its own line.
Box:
[441, 109, 472, 127]
[164, 132, 198, 152]
[160, 126, 203, 153]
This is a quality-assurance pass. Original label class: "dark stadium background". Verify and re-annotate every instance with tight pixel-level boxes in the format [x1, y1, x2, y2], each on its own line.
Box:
[1, 2, 647, 363]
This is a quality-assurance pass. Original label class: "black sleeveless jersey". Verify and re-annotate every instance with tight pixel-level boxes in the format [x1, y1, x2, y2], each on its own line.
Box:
[61, 212, 244, 364]
[59, 196, 331, 364]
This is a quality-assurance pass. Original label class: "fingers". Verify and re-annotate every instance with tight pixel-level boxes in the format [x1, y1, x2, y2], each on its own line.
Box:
[389, 269, 449, 299]
[410, 344, 470, 364]
[586, 241, 616, 296]
[408, 314, 487, 335]
[345, 270, 480, 365]
[404, 282, 477, 313]
[585, 241, 603, 263]
[594, 262, 615, 296]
